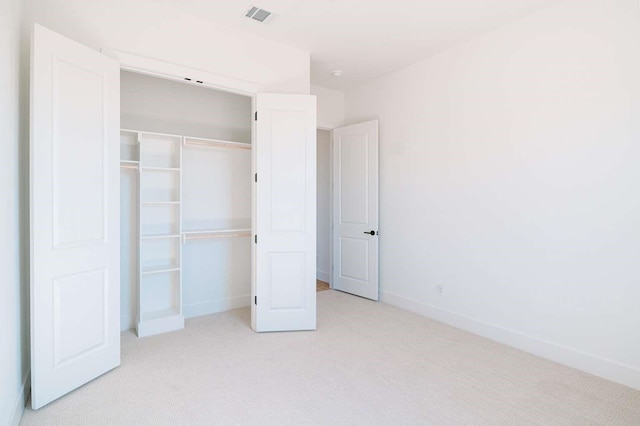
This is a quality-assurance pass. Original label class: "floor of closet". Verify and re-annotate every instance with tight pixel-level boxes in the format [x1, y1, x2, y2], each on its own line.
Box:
[316, 280, 330, 292]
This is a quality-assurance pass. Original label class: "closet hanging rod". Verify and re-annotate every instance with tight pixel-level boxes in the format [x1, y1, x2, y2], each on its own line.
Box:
[120, 164, 139, 170]
[183, 138, 251, 150]
[182, 231, 251, 243]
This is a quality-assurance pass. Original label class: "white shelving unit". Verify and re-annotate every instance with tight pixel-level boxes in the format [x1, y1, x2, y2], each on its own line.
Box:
[136, 130, 185, 337]
[121, 128, 251, 337]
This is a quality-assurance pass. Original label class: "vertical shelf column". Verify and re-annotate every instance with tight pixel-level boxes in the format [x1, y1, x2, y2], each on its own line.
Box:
[136, 131, 184, 337]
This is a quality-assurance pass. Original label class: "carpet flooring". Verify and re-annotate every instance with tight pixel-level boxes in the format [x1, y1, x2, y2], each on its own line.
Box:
[21, 290, 640, 425]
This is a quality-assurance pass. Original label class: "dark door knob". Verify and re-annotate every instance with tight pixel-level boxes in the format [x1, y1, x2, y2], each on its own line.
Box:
[364, 230, 377, 235]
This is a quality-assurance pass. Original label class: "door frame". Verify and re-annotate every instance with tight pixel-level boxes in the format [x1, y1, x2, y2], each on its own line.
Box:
[317, 126, 334, 288]
[106, 49, 318, 330]
[103, 49, 262, 325]
[103, 49, 263, 96]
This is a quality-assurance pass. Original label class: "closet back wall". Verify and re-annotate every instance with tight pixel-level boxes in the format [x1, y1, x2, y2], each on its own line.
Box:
[120, 71, 252, 330]
[121, 71, 251, 142]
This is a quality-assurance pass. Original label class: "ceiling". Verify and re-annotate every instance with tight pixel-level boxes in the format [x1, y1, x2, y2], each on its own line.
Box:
[153, 0, 562, 91]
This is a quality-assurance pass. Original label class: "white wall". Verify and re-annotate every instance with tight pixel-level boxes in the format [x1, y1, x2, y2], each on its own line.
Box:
[312, 85, 345, 129]
[22, 0, 310, 94]
[121, 71, 252, 142]
[0, 0, 29, 423]
[344, 0, 640, 390]
[316, 129, 331, 283]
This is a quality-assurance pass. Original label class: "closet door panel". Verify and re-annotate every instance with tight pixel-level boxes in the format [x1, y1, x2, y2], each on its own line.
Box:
[253, 94, 317, 332]
[30, 24, 120, 409]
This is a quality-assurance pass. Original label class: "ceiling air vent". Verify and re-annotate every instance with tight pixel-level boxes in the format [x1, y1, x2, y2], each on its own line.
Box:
[245, 6, 272, 23]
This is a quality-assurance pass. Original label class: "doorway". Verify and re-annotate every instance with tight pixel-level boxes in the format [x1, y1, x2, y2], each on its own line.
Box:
[317, 120, 379, 300]
[316, 128, 332, 291]
[330, 120, 379, 300]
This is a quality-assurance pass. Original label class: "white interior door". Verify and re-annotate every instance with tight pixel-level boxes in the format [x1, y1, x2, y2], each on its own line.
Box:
[30, 24, 120, 409]
[253, 94, 317, 332]
[332, 120, 379, 300]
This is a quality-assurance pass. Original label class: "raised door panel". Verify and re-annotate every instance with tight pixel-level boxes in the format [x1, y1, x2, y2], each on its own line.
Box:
[339, 133, 369, 225]
[53, 59, 107, 247]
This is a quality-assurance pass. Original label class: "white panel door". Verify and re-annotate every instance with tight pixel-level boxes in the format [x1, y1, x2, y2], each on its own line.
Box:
[253, 94, 317, 332]
[31, 24, 120, 409]
[333, 120, 379, 300]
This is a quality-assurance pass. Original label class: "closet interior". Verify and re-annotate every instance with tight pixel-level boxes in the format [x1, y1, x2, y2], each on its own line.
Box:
[119, 70, 252, 337]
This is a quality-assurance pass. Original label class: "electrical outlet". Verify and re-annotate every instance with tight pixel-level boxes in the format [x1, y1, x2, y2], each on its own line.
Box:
[436, 284, 444, 296]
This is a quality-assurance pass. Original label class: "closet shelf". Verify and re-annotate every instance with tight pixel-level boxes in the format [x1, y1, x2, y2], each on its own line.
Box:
[141, 266, 180, 276]
[141, 201, 180, 205]
[122, 129, 180, 140]
[120, 160, 139, 170]
[141, 234, 181, 240]
[141, 307, 181, 322]
[183, 137, 251, 150]
[182, 228, 251, 242]
[120, 129, 140, 136]
[141, 166, 180, 172]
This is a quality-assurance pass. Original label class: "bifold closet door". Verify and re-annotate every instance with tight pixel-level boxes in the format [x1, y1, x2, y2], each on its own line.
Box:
[253, 94, 317, 332]
[30, 24, 120, 409]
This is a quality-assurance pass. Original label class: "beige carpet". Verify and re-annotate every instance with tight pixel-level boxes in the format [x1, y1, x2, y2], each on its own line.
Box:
[21, 290, 640, 425]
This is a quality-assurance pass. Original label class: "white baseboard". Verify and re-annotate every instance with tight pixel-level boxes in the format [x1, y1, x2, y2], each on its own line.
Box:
[120, 314, 136, 332]
[9, 372, 30, 426]
[184, 295, 250, 319]
[317, 271, 330, 284]
[120, 296, 251, 332]
[380, 290, 640, 391]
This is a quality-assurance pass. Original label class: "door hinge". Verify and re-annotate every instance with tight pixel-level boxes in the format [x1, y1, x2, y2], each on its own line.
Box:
[254, 111, 257, 121]
[254, 235, 257, 244]
[254, 296, 257, 305]
[254, 173, 257, 182]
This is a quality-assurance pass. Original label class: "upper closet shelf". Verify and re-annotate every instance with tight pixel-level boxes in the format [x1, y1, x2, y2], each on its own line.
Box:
[121, 129, 250, 150]
[183, 136, 251, 150]
[122, 129, 179, 139]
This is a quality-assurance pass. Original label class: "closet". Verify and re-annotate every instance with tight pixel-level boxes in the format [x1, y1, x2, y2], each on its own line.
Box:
[119, 71, 252, 337]
[30, 24, 317, 408]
